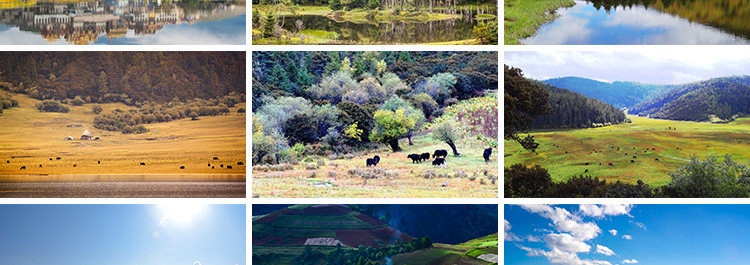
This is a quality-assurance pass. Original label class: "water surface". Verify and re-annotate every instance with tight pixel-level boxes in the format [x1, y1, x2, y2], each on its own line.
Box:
[521, 0, 750, 45]
[279, 14, 491, 44]
[0, 0, 246, 45]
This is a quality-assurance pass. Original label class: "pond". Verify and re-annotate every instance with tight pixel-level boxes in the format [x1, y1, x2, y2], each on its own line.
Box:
[278, 14, 490, 44]
[0, 0, 246, 45]
[521, 0, 750, 45]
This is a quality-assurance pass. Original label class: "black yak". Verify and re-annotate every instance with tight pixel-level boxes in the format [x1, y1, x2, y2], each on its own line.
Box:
[432, 158, 446, 168]
[140, 162, 146, 166]
[407, 154, 421, 163]
[180, 166, 185, 169]
[227, 165, 233, 169]
[213, 157, 219, 160]
[366, 158, 376, 167]
[630, 160, 635, 163]
[433, 149, 448, 159]
[20, 166, 26, 170]
[373, 155, 380, 164]
[237, 162, 244, 165]
[420, 153, 430, 161]
[483, 148, 493, 162]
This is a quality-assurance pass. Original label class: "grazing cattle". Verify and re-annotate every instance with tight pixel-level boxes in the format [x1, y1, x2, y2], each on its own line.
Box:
[585, 169, 589, 173]
[630, 160, 635, 163]
[432, 158, 446, 168]
[73, 164, 77, 167]
[220, 164, 224, 168]
[237, 162, 244, 165]
[599, 162, 602, 165]
[373, 155, 380, 164]
[625, 153, 627, 155]
[212, 166, 214, 169]
[208, 163, 211, 167]
[98, 161, 100, 164]
[213, 157, 219, 160]
[655, 158, 660, 161]
[433, 150, 448, 159]
[608, 163, 614, 166]
[180, 166, 185, 169]
[584, 162, 589, 165]
[94, 137, 99, 140]
[483, 148, 493, 162]
[49, 158, 52, 161]
[565, 151, 568, 154]
[39, 164, 42, 167]
[407, 154, 422, 163]
[56, 157, 61, 160]
[366, 158, 376, 167]
[227, 165, 233, 169]
[140, 162, 146, 166]
[633, 156, 637, 159]
[652, 148, 656, 151]
[20, 166, 26, 170]
[420, 153, 430, 162]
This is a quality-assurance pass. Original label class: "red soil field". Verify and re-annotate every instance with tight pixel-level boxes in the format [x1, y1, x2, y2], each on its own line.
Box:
[335, 229, 380, 247]
[369, 226, 415, 244]
[354, 213, 386, 226]
[253, 235, 307, 245]
[303, 204, 352, 214]
[255, 209, 304, 223]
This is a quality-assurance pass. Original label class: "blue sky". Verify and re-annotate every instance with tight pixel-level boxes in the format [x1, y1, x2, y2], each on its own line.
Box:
[505, 204, 750, 265]
[0, 204, 245, 265]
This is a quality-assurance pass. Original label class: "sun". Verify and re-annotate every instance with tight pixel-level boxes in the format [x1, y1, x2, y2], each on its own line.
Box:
[159, 204, 201, 225]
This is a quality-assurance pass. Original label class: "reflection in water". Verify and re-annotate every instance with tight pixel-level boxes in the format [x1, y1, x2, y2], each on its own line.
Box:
[0, 0, 245, 45]
[280, 14, 491, 44]
[521, 0, 750, 44]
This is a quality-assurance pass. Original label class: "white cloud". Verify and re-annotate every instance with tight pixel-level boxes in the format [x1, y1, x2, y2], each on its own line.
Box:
[518, 245, 613, 265]
[579, 205, 633, 218]
[545, 233, 591, 253]
[630, 221, 647, 231]
[623, 259, 639, 264]
[505, 219, 521, 241]
[609, 229, 617, 236]
[520, 205, 601, 241]
[622, 235, 633, 240]
[595, 244, 616, 256]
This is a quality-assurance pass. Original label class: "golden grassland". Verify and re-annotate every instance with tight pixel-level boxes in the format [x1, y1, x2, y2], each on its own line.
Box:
[0, 93, 245, 181]
[252, 134, 498, 198]
[505, 115, 750, 186]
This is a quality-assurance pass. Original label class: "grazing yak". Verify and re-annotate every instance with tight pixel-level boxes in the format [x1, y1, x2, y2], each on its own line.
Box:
[227, 165, 233, 169]
[630, 160, 635, 163]
[373, 155, 380, 164]
[633, 156, 637, 159]
[432, 158, 446, 168]
[366, 158, 376, 167]
[140, 162, 146, 166]
[407, 154, 422, 163]
[420, 153, 430, 161]
[585, 169, 588, 173]
[56, 157, 61, 160]
[20, 166, 26, 170]
[237, 162, 244, 165]
[655, 158, 660, 161]
[180, 166, 185, 169]
[608, 163, 614, 166]
[98, 161, 100, 164]
[220, 164, 224, 168]
[433, 149, 448, 159]
[584, 162, 589, 165]
[213, 157, 219, 160]
[483, 148, 492, 162]
[49, 158, 52, 161]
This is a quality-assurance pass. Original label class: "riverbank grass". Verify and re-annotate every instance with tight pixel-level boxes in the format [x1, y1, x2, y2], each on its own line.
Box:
[504, 0, 575, 44]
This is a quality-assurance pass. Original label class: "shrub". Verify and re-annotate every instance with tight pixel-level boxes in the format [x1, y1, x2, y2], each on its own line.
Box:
[658, 155, 750, 198]
[35, 100, 70, 113]
[504, 163, 552, 198]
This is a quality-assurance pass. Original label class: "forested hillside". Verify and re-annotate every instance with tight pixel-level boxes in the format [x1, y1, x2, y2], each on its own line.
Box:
[543, 76, 674, 109]
[252, 51, 498, 164]
[531, 80, 626, 129]
[0, 52, 245, 104]
[629, 75, 750, 121]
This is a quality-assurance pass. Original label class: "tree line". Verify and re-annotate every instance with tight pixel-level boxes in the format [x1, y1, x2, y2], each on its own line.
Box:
[532, 80, 626, 128]
[0, 52, 245, 105]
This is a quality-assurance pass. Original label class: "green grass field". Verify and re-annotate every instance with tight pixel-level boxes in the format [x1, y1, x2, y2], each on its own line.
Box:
[252, 133, 498, 198]
[392, 233, 497, 265]
[504, 0, 575, 44]
[505, 115, 750, 186]
[0, 93, 246, 181]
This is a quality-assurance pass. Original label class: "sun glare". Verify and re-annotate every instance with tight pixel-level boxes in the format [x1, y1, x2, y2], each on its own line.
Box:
[159, 204, 201, 225]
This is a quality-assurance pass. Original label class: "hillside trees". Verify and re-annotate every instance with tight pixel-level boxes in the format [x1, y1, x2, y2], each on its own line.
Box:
[380, 95, 425, 146]
[370, 108, 417, 152]
[531, 80, 626, 128]
[504, 64, 552, 152]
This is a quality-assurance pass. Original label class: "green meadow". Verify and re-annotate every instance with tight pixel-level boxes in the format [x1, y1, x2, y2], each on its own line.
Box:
[505, 115, 750, 186]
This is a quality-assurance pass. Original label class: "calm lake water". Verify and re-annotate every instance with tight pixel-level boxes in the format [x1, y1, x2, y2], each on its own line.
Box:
[279, 14, 490, 44]
[521, 0, 750, 45]
[0, 0, 246, 45]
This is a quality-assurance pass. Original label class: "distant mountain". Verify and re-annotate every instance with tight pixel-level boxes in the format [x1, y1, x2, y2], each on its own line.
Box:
[629, 75, 750, 121]
[532, 80, 626, 129]
[543, 76, 674, 109]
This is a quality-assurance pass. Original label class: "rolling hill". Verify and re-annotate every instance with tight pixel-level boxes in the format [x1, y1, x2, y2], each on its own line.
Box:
[543, 76, 674, 109]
